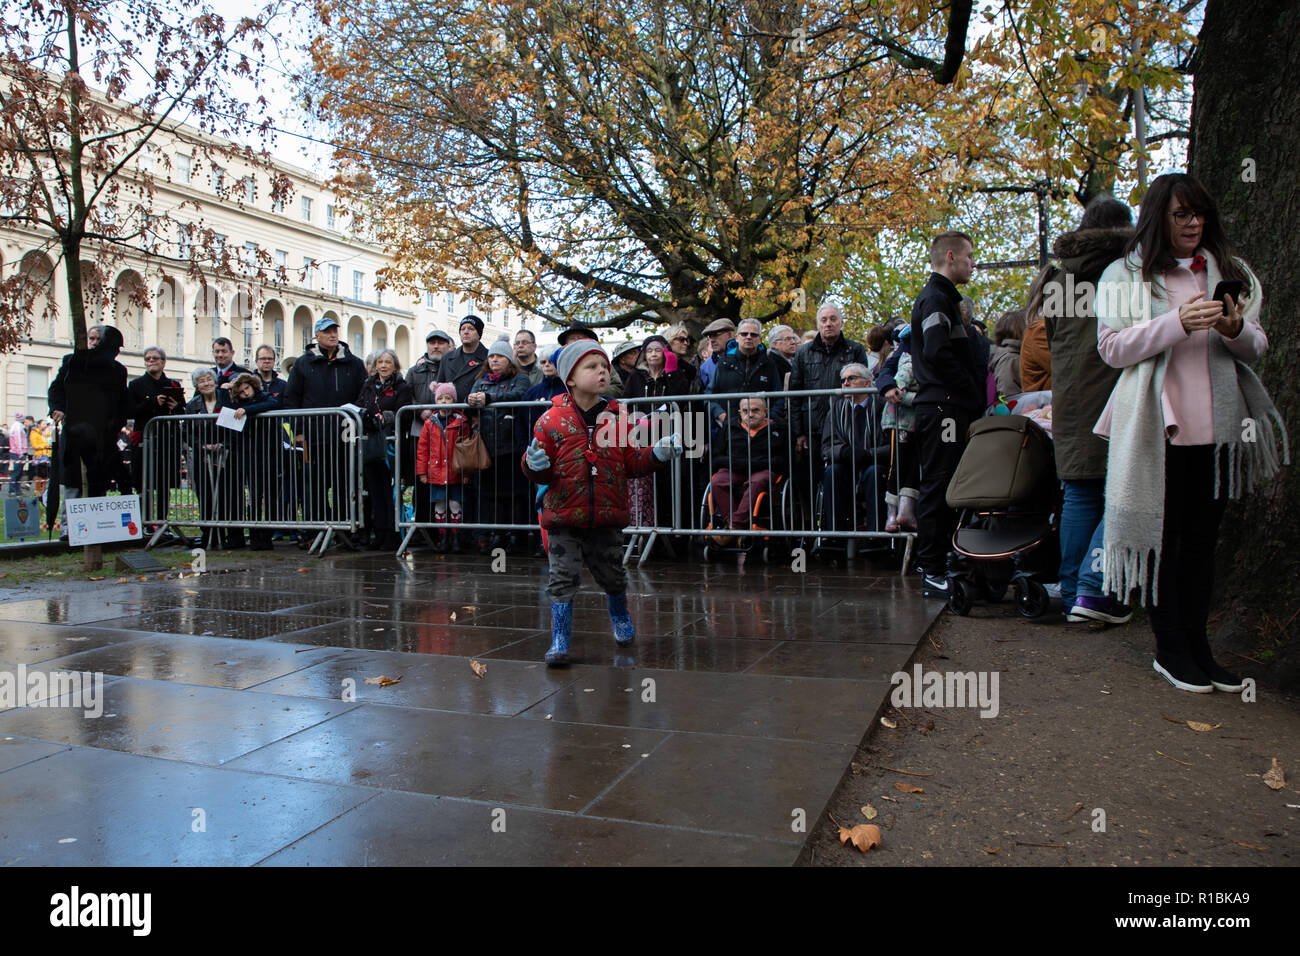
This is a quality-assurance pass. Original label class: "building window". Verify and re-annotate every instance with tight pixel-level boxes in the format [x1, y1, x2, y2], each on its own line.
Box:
[352, 270, 363, 300]
[274, 319, 284, 354]
[376, 288, 383, 308]
[175, 153, 191, 184]
[26, 365, 51, 419]
[243, 241, 257, 272]
[177, 224, 191, 261]
[445, 292, 455, 313]
[302, 256, 314, 290]
[274, 249, 287, 270]
[212, 233, 226, 264]
[329, 264, 340, 296]
[351, 330, 363, 354]
[211, 299, 221, 342]
[426, 291, 435, 308]
[212, 165, 225, 194]
[326, 204, 336, 229]
[301, 196, 313, 222]
[242, 176, 256, 204]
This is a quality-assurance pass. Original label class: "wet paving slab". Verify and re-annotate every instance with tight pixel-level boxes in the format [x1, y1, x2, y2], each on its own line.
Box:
[38, 634, 350, 691]
[0, 595, 147, 626]
[248, 650, 595, 716]
[0, 551, 939, 865]
[258, 789, 797, 866]
[0, 677, 355, 765]
[86, 608, 339, 640]
[0, 622, 150, 665]
[0, 745, 375, 866]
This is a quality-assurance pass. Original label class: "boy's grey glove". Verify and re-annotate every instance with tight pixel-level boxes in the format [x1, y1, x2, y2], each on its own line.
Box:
[652, 433, 684, 461]
[525, 439, 551, 471]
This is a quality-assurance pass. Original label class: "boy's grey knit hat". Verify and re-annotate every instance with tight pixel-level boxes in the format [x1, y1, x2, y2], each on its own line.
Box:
[557, 340, 609, 386]
[487, 335, 514, 361]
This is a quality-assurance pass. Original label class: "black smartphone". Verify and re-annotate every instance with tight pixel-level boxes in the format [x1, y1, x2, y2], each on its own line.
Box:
[1213, 279, 1245, 314]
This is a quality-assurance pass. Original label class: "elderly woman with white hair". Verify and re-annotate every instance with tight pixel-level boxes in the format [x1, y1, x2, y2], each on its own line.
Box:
[181, 367, 226, 547]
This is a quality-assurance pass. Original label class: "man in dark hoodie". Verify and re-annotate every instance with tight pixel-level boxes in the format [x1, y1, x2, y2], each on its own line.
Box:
[48, 324, 132, 503]
[1037, 195, 1135, 624]
[910, 231, 981, 596]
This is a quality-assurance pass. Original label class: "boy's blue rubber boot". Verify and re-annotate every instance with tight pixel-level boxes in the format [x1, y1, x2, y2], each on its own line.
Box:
[607, 592, 635, 646]
[546, 602, 573, 667]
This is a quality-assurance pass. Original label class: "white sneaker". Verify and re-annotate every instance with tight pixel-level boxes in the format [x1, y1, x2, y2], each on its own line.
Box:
[922, 573, 949, 597]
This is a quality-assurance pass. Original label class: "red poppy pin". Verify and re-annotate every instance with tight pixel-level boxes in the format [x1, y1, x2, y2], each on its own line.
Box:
[1190, 255, 1207, 273]
[583, 449, 597, 463]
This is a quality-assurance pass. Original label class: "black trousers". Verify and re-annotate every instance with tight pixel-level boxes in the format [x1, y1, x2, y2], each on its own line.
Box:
[1149, 444, 1229, 651]
[915, 403, 971, 572]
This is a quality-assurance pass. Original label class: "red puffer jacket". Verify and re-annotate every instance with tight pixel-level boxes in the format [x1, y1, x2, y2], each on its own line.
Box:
[522, 394, 662, 529]
[416, 411, 471, 485]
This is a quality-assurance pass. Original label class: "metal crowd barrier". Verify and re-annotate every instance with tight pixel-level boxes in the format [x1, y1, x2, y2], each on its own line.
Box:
[141, 407, 364, 555]
[616, 389, 914, 572]
[390, 389, 913, 573]
[393, 400, 552, 556]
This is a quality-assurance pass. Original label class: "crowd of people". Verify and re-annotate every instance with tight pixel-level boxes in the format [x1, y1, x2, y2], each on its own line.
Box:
[20, 172, 1285, 689]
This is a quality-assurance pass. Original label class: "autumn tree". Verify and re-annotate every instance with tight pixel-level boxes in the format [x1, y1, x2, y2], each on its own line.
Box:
[0, 0, 292, 353]
[307, 0, 992, 334]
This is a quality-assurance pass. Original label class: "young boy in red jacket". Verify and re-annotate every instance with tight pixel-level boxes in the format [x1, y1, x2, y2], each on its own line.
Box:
[523, 340, 684, 666]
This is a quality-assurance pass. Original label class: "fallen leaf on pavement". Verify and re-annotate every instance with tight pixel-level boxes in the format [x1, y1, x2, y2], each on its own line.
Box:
[363, 675, 402, 687]
[1233, 841, 1269, 851]
[297, 567, 310, 574]
[880, 716, 897, 729]
[113, 577, 131, 583]
[895, 782, 924, 794]
[838, 824, 882, 852]
[470, 660, 487, 678]
[135, 576, 147, 582]
[88, 576, 105, 581]
[984, 847, 1001, 855]
[1263, 758, 1286, 791]
[1186, 720, 1220, 732]
[861, 805, 877, 820]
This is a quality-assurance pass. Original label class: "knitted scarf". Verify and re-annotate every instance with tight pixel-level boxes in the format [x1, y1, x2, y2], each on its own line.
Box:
[1097, 250, 1289, 604]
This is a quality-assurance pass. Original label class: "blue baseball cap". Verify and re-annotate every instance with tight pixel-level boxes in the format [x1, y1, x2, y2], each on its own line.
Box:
[314, 316, 340, 334]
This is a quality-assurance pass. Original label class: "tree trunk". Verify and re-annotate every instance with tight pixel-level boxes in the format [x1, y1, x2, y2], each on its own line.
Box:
[1188, 0, 1300, 687]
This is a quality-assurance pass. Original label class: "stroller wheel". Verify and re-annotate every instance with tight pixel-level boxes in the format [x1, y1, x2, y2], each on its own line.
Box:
[1015, 578, 1049, 618]
[949, 578, 973, 616]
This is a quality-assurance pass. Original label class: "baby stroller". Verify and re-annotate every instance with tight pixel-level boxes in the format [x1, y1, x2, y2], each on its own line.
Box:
[943, 414, 1059, 618]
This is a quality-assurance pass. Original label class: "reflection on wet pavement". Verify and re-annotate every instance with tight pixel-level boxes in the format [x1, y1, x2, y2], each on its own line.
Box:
[0, 551, 939, 865]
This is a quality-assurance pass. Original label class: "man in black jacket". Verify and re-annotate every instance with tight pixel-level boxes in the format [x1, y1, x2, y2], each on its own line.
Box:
[284, 317, 367, 539]
[787, 298, 870, 510]
[128, 346, 186, 534]
[910, 231, 981, 595]
[436, 315, 490, 402]
[48, 325, 132, 506]
[211, 337, 252, 392]
[253, 345, 289, 403]
[708, 318, 785, 426]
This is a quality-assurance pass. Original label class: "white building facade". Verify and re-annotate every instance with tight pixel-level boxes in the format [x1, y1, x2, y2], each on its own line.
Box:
[2, 122, 528, 421]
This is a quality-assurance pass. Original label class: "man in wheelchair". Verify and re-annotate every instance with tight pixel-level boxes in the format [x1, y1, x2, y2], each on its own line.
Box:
[707, 397, 788, 540]
[818, 363, 891, 541]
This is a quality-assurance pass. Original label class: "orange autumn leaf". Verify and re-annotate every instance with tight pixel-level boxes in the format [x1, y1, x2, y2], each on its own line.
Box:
[838, 824, 882, 853]
[895, 782, 924, 794]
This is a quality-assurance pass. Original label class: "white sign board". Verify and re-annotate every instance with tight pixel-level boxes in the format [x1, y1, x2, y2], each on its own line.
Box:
[66, 494, 143, 547]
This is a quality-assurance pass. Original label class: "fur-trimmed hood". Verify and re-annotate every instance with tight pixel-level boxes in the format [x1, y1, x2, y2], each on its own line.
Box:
[1052, 227, 1134, 277]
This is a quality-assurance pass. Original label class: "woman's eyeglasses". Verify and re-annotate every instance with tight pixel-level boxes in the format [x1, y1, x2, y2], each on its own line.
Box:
[1170, 209, 1204, 226]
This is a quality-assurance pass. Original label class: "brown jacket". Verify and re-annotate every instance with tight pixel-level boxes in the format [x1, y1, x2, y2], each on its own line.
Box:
[1019, 318, 1052, 392]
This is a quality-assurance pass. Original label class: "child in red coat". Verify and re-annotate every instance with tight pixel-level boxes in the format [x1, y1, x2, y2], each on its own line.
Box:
[417, 383, 471, 551]
[522, 341, 684, 666]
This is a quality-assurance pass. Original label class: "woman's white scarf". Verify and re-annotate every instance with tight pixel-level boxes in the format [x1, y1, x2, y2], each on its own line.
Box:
[1096, 250, 1288, 604]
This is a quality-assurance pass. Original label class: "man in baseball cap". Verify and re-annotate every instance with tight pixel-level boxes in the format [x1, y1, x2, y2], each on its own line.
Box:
[697, 318, 737, 391]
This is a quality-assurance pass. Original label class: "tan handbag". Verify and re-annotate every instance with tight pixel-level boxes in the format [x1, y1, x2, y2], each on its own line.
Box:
[452, 425, 492, 476]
